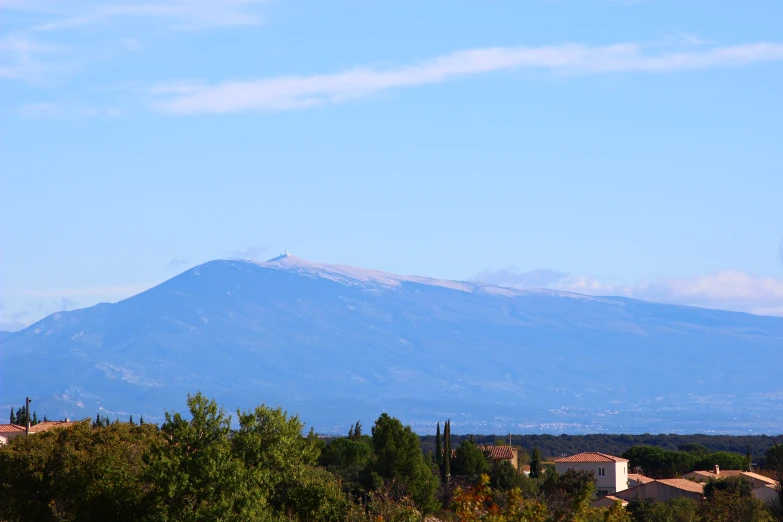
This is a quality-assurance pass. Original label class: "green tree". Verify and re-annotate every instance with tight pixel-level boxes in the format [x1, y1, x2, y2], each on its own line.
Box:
[489, 459, 522, 491]
[9, 407, 15, 424]
[443, 420, 451, 481]
[622, 445, 697, 478]
[349, 420, 363, 439]
[701, 490, 773, 522]
[232, 403, 347, 521]
[0, 420, 160, 522]
[697, 451, 749, 472]
[530, 447, 542, 479]
[371, 413, 439, 513]
[142, 393, 266, 521]
[705, 476, 753, 499]
[435, 423, 442, 469]
[627, 497, 700, 522]
[540, 468, 596, 522]
[679, 442, 709, 455]
[766, 444, 783, 522]
[452, 439, 490, 480]
[319, 436, 373, 498]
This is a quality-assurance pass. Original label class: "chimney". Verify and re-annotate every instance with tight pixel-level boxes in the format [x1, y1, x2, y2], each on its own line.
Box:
[714, 464, 720, 475]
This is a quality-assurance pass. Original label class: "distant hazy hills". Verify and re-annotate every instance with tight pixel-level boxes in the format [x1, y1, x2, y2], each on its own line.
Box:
[1, 254, 782, 434]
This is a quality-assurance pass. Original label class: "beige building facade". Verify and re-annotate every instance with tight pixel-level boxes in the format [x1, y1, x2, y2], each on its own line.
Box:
[554, 452, 629, 497]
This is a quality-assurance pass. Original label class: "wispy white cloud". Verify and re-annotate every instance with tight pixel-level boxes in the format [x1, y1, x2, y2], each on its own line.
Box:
[472, 268, 783, 317]
[151, 42, 783, 115]
[1, 0, 269, 83]
[0, 34, 68, 82]
[17, 101, 124, 118]
[5, 0, 270, 31]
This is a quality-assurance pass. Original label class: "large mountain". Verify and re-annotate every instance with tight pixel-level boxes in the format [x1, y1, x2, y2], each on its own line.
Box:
[1, 254, 782, 434]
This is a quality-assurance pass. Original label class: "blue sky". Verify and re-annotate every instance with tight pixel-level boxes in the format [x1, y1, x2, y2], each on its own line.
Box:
[2, 0, 782, 329]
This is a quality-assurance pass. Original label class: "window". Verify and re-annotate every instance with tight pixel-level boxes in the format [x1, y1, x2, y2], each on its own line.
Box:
[598, 467, 605, 477]
[597, 490, 609, 498]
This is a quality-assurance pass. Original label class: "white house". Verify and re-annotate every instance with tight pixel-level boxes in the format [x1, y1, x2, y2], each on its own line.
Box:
[554, 452, 629, 498]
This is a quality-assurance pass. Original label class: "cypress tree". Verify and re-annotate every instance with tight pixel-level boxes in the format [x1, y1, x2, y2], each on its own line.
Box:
[9, 407, 14, 425]
[43, 415, 49, 422]
[129, 414, 134, 425]
[32, 412, 38, 425]
[354, 420, 362, 438]
[530, 447, 542, 479]
[139, 415, 145, 425]
[443, 420, 451, 480]
[435, 422, 442, 472]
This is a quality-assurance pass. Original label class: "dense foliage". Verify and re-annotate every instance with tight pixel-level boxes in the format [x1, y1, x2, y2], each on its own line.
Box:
[420, 434, 783, 465]
[621, 445, 751, 478]
[2, 396, 782, 521]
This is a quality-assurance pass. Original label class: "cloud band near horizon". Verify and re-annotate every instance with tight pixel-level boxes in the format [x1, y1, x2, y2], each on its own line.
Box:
[472, 267, 783, 317]
[151, 42, 783, 114]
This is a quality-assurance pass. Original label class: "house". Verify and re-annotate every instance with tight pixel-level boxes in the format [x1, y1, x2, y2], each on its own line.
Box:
[614, 479, 705, 503]
[591, 495, 629, 509]
[628, 473, 654, 488]
[753, 484, 780, 504]
[554, 452, 629, 497]
[481, 446, 519, 470]
[450, 445, 520, 470]
[0, 420, 76, 445]
[0, 424, 26, 445]
[682, 466, 777, 489]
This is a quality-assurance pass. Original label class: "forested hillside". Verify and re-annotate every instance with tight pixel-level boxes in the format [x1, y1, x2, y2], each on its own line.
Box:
[420, 433, 783, 464]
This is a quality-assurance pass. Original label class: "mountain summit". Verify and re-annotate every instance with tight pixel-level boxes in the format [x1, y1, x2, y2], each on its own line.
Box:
[1, 257, 782, 433]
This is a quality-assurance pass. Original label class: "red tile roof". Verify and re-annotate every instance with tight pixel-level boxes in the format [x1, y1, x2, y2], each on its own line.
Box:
[480, 446, 516, 460]
[628, 473, 654, 484]
[28, 421, 77, 433]
[554, 452, 628, 463]
[657, 479, 706, 494]
[449, 445, 517, 460]
[0, 424, 26, 433]
[0, 421, 77, 435]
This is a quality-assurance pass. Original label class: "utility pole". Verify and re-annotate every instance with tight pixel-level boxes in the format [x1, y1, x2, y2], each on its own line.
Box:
[25, 397, 31, 436]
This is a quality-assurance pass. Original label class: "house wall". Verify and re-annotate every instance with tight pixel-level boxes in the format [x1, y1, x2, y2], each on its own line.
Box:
[616, 482, 703, 503]
[753, 485, 779, 504]
[0, 432, 24, 445]
[554, 460, 628, 495]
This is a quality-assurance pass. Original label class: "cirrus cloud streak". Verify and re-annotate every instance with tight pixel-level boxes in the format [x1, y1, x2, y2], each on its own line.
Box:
[152, 42, 783, 114]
